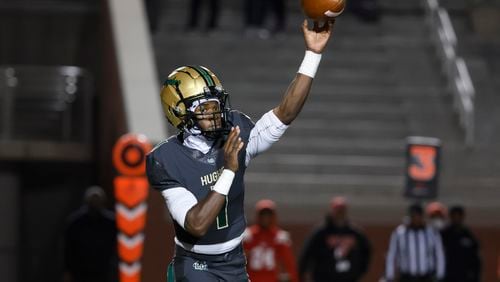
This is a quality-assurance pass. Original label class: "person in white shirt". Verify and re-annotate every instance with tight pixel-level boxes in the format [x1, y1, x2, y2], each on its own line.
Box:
[385, 204, 445, 282]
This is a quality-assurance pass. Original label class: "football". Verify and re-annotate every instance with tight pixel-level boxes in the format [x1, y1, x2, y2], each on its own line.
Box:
[301, 0, 346, 20]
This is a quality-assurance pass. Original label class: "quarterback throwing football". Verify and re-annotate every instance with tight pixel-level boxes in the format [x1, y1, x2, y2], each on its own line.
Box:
[146, 19, 335, 281]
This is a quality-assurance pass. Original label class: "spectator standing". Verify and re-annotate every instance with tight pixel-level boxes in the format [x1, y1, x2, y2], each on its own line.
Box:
[299, 197, 372, 282]
[243, 199, 299, 282]
[385, 204, 445, 282]
[63, 186, 117, 282]
[244, 0, 286, 37]
[267, 0, 287, 34]
[441, 205, 481, 282]
[187, 0, 220, 31]
[426, 201, 448, 231]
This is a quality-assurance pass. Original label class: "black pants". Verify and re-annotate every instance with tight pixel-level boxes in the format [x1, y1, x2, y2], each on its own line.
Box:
[400, 274, 434, 282]
[187, 0, 220, 29]
[168, 245, 249, 281]
[244, 0, 285, 31]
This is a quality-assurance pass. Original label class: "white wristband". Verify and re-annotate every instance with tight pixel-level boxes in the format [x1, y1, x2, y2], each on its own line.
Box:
[212, 169, 235, 196]
[298, 50, 322, 78]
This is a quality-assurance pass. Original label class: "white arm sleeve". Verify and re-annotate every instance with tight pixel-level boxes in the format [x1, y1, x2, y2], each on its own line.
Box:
[245, 110, 289, 166]
[161, 188, 198, 228]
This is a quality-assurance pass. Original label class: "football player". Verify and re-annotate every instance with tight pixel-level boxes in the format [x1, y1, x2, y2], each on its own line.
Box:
[146, 19, 335, 281]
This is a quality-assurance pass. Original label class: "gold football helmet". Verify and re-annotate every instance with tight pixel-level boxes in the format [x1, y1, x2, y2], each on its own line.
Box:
[160, 66, 230, 139]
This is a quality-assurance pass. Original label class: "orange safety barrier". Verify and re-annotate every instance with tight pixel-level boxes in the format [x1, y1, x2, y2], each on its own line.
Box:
[113, 133, 152, 282]
[120, 262, 141, 282]
[118, 235, 145, 263]
[116, 204, 147, 236]
[114, 177, 149, 207]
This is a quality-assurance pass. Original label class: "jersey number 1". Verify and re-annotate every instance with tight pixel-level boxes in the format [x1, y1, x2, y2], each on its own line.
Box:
[216, 195, 229, 229]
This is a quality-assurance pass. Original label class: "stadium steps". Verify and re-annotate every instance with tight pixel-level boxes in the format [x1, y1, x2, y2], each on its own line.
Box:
[436, 13, 500, 202]
[152, 1, 495, 223]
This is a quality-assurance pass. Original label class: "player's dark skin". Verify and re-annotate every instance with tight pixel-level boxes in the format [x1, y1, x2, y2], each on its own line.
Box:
[185, 19, 335, 238]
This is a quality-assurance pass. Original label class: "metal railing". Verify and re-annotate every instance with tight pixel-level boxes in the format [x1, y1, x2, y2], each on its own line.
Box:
[0, 65, 93, 143]
[424, 0, 475, 147]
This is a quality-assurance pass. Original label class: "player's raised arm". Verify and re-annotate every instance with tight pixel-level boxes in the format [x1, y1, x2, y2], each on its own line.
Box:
[273, 19, 334, 125]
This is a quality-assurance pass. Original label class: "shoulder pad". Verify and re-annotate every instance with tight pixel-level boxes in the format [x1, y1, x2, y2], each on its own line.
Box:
[149, 135, 180, 154]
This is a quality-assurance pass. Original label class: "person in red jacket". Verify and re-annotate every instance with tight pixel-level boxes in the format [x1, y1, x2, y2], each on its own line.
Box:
[243, 199, 299, 282]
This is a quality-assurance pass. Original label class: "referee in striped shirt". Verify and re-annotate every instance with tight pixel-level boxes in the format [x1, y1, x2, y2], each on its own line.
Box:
[385, 204, 445, 282]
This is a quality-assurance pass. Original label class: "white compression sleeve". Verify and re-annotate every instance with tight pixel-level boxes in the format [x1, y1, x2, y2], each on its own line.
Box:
[162, 188, 198, 228]
[298, 50, 322, 78]
[245, 110, 289, 166]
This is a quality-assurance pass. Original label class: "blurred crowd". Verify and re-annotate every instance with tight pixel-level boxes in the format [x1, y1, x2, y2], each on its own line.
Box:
[62, 187, 481, 282]
[242, 198, 481, 282]
[143, 0, 381, 35]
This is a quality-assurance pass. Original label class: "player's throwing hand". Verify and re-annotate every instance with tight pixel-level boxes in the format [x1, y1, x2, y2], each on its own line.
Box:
[224, 126, 244, 172]
[302, 19, 335, 54]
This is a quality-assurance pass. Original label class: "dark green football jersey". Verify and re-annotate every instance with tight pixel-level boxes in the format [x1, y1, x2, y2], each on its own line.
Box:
[146, 111, 254, 245]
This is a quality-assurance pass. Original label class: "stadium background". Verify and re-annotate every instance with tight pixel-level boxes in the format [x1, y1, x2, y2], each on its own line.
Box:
[0, 0, 500, 281]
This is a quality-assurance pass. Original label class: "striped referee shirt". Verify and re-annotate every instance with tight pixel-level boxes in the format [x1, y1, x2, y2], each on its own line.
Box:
[385, 224, 445, 281]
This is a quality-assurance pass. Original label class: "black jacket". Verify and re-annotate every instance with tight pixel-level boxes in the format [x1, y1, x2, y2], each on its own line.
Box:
[64, 207, 118, 282]
[299, 217, 372, 282]
[441, 224, 481, 282]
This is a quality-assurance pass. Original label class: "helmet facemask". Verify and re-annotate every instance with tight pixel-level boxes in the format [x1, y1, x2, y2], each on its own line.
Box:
[180, 86, 232, 140]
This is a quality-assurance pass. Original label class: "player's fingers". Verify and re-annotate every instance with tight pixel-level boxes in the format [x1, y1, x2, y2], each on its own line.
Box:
[231, 137, 243, 154]
[235, 140, 245, 153]
[313, 21, 319, 32]
[233, 127, 242, 152]
[302, 19, 309, 32]
[320, 23, 328, 34]
[224, 127, 236, 151]
[327, 19, 335, 32]
[226, 126, 241, 153]
[233, 137, 243, 151]
[321, 20, 331, 32]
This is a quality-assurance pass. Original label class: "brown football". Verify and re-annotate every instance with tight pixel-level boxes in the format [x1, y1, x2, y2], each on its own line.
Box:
[301, 0, 346, 20]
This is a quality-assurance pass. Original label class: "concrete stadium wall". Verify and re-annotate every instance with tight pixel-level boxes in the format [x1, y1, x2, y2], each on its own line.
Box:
[107, 0, 166, 142]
